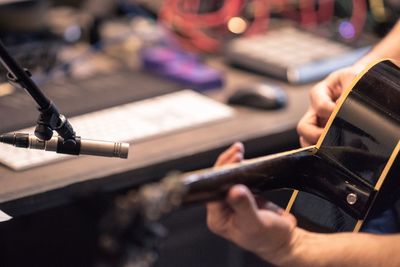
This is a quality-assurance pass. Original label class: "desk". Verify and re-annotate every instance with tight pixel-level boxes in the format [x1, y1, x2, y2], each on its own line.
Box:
[0, 60, 310, 217]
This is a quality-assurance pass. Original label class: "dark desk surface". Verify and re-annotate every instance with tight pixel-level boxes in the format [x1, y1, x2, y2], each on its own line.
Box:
[0, 59, 311, 216]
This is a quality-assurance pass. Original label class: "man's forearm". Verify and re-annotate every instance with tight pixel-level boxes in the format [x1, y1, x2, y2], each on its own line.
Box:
[270, 228, 400, 267]
[354, 20, 400, 71]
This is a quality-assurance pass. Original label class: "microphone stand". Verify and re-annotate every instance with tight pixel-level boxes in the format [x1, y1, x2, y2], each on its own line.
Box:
[0, 38, 76, 144]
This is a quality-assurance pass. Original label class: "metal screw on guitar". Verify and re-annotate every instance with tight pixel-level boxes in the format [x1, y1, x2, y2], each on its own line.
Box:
[346, 193, 358, 205]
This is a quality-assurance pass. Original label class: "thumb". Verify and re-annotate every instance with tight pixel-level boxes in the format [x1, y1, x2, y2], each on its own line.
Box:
[226, 185, 259, 222]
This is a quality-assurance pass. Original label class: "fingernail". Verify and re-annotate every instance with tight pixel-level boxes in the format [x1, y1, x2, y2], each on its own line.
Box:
[234, 142, 244, 151]
[234, 184, 248, 196]
[234, 152, 243, 161]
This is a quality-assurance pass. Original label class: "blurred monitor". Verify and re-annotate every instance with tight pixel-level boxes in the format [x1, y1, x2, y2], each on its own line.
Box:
[0, 0, 49, 32]
[0, 0, 32, 4]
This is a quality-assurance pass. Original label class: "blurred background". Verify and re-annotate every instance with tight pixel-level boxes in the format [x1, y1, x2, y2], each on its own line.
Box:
[0, 1, 399, 267]
[0, 0, 399, 86]
[0, 0, 399, 83]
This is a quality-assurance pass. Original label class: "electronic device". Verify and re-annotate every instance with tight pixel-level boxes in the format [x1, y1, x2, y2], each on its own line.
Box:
[0, 90, 234, 170]
[227, 82, 287, 110]
[225, 26, 371, 84]
[0, 67, 184, 133]
[0, 0, 34, 5]
[141, 46, 224, 91]
[0, 133, 130, 158]
[0, 0, 48, 32]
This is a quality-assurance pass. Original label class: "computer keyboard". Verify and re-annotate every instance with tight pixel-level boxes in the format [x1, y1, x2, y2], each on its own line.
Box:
[0, 68, 183, 133]
[225, 26, 370, 84]
[0, 90, 234, 170]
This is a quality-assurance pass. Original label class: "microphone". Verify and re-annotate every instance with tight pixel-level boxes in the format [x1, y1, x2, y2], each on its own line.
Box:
[0, 133, 129, 159]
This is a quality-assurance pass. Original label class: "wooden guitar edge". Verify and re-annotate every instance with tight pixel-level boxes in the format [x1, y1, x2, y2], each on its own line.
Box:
[315, 59, 389, 149]
[285, 59, 397, 232]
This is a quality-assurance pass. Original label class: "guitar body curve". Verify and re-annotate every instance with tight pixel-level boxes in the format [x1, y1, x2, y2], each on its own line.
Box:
[288, 60, 400, 232]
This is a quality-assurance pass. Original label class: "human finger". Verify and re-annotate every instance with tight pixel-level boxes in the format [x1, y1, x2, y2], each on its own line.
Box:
[226, 185, 259, 223]
[309, 81, 336, 120]
[206, 200, 233, 236]
[215, 142, 244, 167]
[297, 109, 324, 147]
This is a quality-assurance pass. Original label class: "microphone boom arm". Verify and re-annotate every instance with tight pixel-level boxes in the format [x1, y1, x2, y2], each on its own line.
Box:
[0, 38, 76, 142]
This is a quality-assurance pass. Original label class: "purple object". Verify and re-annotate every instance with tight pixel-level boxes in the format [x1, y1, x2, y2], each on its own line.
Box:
[141, 47, 224, 91]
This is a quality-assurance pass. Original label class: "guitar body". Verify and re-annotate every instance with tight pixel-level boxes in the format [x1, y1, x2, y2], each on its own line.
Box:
[97, 61, 400, 265]
[287, 60, 400, 232]
[99, 60, 400, 242]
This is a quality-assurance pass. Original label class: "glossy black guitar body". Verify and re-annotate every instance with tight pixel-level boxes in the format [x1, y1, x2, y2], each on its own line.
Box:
[289, 60, 400, 232]
[97, 60, 400, 266]
[99, 61, 400, 258]
[179, 60, 400, 233]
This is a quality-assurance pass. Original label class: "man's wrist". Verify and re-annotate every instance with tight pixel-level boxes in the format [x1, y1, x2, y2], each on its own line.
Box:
[351, 63, 368, 76]
[256, 227, 308, 266]
[351, 51, 385, 75]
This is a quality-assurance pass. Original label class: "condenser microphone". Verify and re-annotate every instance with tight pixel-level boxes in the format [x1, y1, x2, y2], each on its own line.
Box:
[0, 133, 129, 159]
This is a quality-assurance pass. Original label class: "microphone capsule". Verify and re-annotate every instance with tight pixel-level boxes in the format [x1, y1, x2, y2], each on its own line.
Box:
[80, 139, 130, 159]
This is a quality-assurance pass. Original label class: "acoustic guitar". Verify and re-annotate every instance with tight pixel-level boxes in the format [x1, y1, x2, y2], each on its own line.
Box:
[96, 60, 400, 266]
[104, 59, 400, 235]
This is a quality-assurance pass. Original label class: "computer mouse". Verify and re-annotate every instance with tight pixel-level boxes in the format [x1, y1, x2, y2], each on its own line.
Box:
[227, 82, 287, 110]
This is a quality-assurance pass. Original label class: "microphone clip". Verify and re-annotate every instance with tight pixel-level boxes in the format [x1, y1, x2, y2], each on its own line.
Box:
[35, 102, 76, 142]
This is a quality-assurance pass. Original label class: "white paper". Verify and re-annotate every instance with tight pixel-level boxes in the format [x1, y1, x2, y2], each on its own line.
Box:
[0, 210, 12, 222]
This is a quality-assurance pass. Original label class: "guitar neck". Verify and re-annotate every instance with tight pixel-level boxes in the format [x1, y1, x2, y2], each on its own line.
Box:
[180, 146, 375, 219]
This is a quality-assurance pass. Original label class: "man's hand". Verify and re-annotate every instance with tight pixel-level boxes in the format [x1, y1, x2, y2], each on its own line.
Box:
[297, 67, 358, 147]
[207, 185, 299, 264]
[207, 143, 300, 264]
